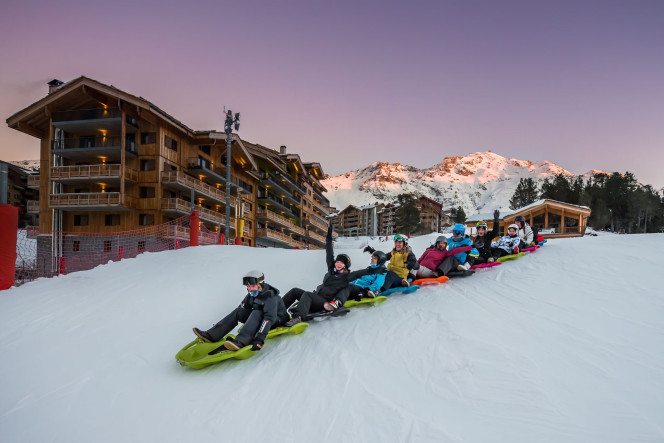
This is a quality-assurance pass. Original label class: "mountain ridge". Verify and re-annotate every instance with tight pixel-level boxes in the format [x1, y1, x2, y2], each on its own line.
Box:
[321, 151, 607, 214]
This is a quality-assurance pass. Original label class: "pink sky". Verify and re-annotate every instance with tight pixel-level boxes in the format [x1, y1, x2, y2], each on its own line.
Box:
[1, 0, 663, 189]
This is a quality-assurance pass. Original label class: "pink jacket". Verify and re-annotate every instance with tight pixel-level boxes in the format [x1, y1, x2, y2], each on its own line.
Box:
[417, 245, 471, 270]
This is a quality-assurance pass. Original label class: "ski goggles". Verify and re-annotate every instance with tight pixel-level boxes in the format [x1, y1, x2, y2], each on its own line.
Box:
[242, 276, 261, 285]
[476, 222, 488, 229]
[394, 234, 406, 242]
[452, 230, 464, 236]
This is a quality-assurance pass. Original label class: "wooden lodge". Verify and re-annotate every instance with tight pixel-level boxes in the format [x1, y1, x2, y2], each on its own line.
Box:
[466, 199, 592, 238]
[6, 76, 331, 254]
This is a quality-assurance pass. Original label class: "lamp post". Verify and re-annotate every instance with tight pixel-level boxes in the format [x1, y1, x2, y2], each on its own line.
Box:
[224, 109, 240, 245]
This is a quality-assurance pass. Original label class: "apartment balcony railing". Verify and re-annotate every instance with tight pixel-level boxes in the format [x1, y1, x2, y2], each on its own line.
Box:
[28, 174, 40, 188]
[260, 175, 301, 206]
[305, 231, 326, 244]
[51, 136, 137, 160]
[161, 198, 233, 227]
[257, 192, 299, 218]
[50, 165, 138, 183]
[256, 228, 298, 248]
[161, 171, 237, 208]
[49, 192, 136, 210]
[27, 200, 39, 213]
[187, 158, 251, 194]
[262, 171, 305, 195]
[256, 208, 304, 235]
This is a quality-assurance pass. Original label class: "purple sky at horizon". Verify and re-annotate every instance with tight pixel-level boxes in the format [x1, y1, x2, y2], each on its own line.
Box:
[1, 0, 663, 188]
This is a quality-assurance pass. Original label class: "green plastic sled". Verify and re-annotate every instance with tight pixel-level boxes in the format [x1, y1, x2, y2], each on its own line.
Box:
[344, 295, 388, 308]
[497, 252, 526, 262]
[175, 322, 309, 369]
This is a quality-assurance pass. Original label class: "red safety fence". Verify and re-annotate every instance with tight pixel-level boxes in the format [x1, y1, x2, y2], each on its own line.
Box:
[13, 212, 222, 287]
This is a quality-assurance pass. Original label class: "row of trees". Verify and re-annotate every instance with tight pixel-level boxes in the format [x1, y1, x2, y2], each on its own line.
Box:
[510, 173, 664, 233]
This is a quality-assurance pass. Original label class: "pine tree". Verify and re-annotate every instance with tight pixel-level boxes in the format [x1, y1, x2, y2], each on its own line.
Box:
[509, 178, 539, 210]
[453, 205, 466, 223]
[395, 193, 422, 234]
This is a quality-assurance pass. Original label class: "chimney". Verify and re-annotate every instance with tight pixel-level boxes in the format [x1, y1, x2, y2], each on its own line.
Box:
[47, 79, 64, 94]
[280, 145, 287, 154]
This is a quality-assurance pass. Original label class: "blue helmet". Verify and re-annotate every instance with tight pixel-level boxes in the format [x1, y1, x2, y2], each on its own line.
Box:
[452, 224, 465, 236]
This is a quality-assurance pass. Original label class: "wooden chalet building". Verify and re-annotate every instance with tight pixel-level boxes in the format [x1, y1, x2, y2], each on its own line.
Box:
[6, 77, 331, 255]
[465, 199, 591, 238]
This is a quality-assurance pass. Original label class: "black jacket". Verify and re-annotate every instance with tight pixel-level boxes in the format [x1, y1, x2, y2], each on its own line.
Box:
[315, 225, 381, 300]
[239, 282, 288, 334]
[472, 212, 500, 258]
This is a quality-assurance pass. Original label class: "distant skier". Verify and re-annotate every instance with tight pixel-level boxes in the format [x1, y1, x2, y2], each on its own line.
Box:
[192, 270, 289, 353]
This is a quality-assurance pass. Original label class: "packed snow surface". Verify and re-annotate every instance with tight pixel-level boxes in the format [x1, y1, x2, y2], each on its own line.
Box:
[1, 233, 663, 442]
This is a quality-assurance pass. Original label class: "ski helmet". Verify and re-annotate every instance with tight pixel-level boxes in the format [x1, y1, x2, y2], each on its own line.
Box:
[476, 221, 488, 231]
[507, 224, 518, 236]
[514, 215, 526, 227]
[452, 224, 465, 237]
[393, 234, 408, 245]
[242, 270, 264, 286]
[371, 251, 387, 266]
[435, 236, 448, 248]
[335, 254, 351, 269]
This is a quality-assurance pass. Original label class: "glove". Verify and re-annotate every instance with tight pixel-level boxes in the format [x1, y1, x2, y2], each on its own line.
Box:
[363, 245, 375, 254]
[250, 338, 264, 351]
[368, 266, 386, 275]
[513, 247, 519, 254]
[493, 209, 500, 220]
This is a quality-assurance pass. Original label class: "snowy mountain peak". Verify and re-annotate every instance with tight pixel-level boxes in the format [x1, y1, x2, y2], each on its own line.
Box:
[322, 151, 577, 213]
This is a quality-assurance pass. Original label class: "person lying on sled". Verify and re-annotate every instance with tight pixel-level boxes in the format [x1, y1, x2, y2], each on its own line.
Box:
[490, 224, 522, 260]
[192, 270, 289, 353]
[347, 250, 388, 300]
[283, 224, 385, 326]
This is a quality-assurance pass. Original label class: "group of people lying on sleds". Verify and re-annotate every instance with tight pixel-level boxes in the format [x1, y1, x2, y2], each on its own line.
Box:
[191, 212, 539, 354]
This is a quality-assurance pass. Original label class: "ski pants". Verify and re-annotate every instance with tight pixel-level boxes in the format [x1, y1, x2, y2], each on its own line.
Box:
[435, 256, 462, 276]
[348, 284, 367, 301]
[491, 247, 511, 260]
[283, 287, 328, 318]
[205, 306, 287, 346]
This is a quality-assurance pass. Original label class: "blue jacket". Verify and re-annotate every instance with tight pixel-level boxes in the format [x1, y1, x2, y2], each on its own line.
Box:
[448, 236, 479, 264]
[351, 264, 387, 292]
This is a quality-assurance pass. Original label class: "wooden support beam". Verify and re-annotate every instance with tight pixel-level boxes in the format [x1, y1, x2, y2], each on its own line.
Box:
[14, 122, 45, 139]
[81, 85, 110, 107]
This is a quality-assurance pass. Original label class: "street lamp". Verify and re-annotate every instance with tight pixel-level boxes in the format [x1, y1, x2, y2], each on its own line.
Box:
[224, 109, 240, 244]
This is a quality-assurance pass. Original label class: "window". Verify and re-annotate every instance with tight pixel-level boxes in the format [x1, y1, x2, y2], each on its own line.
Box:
[73, 240, 80, 252]
[140, 159, 156, 171]
[164, 135, 178, 152]
[139, 214, 155, 226]
[79, 136, 95, 148]
[199, 145, 211, 155]
[137, 240, 146, 252]
[105, 214, 120, 226]
[103, 240, 112, 253]
[140, 132, 156, 144]
[139, 187, 155, 198]
[74, 215, 89, 226]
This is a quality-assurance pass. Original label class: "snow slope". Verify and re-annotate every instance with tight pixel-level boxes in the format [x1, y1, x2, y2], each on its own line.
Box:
[1, 233, 663, 442]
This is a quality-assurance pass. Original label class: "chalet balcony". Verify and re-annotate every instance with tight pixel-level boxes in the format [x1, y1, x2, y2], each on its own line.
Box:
[49, 192, 136, 211]
[257, 192, 299, 219]
[187, 158, 250, 194]
[27, 174, 40, 189]
[260, 176, 301, 207]
[51, 165, 138, 185]
[256, 228, 299, 249]
[256, 208, 305, 236]
[52, 108, 138, 134]
[51, 136, 137, 161]
[307, 214, 329, 231]
[27, 200, 39, 213]
[304, 231, 326, 245]
[261, 171, 305, 197]
[161, 198, 233, 227]
[161, 171, 238, 208]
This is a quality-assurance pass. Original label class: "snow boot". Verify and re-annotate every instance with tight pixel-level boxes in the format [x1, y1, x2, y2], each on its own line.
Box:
[193, 327, 214, 343]
[223, 337, 246, 351]
[324, 299, 341, 311]
[285, 316, 303, 327]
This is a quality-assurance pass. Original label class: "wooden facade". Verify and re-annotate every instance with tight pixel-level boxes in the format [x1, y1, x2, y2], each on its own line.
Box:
[6, 77, 330, 249]
[465, 199, 592, 238]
